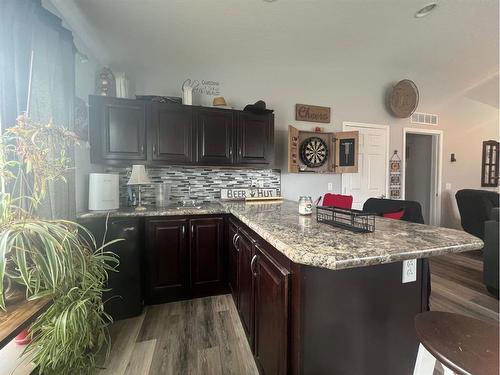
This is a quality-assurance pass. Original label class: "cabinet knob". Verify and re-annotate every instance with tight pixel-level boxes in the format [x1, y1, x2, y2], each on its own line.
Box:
[232, 232, 238, 247]
[182, 225, 186, 237]
[153, 144, 157, 154]
[122, 226, 136, 232]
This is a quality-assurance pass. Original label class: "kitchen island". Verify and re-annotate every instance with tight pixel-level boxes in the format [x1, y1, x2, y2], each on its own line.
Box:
[78, 200, 482, 375]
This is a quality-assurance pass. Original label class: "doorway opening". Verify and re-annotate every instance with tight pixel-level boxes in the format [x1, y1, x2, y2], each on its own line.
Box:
[402, 128, 443, 226]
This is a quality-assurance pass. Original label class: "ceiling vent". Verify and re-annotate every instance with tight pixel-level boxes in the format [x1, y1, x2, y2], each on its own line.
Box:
[411, 112, 439, 126]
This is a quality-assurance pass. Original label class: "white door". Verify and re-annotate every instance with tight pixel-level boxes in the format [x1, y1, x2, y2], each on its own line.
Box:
[341, 122, 389, 210]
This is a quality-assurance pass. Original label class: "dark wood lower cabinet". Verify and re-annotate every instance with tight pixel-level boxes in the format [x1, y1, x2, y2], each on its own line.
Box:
[126, 214, 427, 375]
[145, 218, 189, 303]
[236, 229, 255, 344]
[229, 220, 291, 375]
[190, 217, 225, 296]
[145, 216, 226, 304]
[228, 220, 239, 305]
[253, 243, 290, 375]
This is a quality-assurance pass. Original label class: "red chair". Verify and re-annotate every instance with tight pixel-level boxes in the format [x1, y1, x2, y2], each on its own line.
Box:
[317, 193, 353, 209]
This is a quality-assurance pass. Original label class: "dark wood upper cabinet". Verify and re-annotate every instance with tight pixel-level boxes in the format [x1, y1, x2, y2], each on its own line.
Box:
[145, 218, 189, 303]
[228, 220, 239, 306]
[195, 108, 234, 165]
[151, 102, 193, 163]
[236, 228, 255, 345]
[89, 96, 274, 167]
[237, 112, 274, 165]
[253, 243, 290, 375]
[90, 96, 147, 163]
[189, 217, 225, 295]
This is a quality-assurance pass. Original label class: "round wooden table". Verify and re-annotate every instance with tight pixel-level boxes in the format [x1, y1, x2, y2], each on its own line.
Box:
[415, 311, 499, 375]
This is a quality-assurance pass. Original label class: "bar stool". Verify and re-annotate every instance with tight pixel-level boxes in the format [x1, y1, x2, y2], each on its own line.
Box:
[413, 311, 499, 375]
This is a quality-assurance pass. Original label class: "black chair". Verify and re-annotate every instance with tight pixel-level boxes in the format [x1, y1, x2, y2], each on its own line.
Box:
[455, 189, 499, 240]
[363, 198, 430, 310]
[483, 207, 499, 297]
[362, 198, 424, 224]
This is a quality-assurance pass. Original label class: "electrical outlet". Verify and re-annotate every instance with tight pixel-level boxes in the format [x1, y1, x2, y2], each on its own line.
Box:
[445, 183, 451, 190]
[402, 259, 417, 283]
[327, 182, 333, 191]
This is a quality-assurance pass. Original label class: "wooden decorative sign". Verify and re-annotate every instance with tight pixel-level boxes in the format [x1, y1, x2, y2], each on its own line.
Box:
[221, 188, 279, 200]
[295, 104, 331, 123]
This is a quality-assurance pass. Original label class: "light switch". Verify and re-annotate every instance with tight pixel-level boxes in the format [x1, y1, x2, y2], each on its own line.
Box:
[445, 183, 451, 190]
[402, 259, 417, 283]
[327, 182, 333, 191]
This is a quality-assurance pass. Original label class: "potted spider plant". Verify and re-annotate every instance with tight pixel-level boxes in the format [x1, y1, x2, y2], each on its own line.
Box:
[0, 114, 119, 374]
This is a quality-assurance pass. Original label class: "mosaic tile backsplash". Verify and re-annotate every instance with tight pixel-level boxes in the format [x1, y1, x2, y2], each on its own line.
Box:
[113, 166, 281, 206]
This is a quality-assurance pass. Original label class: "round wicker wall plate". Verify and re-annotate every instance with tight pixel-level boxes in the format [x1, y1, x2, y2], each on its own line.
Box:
[389, 79, 419, 118]
[300, 137, 329, 168]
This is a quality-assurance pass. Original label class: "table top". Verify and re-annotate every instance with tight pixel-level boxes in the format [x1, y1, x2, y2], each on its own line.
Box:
[0, 296, 51, 349]
[415, 311, 499, 375]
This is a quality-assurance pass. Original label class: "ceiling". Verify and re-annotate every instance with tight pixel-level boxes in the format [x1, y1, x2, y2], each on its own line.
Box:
[49, 0, 499, 102]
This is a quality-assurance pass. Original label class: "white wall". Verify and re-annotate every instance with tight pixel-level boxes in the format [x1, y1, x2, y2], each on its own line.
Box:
[133, 63, 413, 202]
[132, 64, 499, 228]
[439, 94, 499, 228]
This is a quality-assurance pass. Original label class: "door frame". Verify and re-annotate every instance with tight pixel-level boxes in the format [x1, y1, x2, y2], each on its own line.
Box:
[402, 127, 443, 226]
[341, 121, 390, 202]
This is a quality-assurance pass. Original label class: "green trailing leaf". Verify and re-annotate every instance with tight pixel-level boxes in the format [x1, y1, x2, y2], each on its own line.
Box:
[0, 115, 119, 374]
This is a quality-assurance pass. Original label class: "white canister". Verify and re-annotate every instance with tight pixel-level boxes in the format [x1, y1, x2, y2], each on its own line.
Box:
[298, 196, 313, 215]
[182, 85, 193, 105]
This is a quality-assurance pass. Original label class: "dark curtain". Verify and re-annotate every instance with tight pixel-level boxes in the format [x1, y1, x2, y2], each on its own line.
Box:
[0, 0, 36, 130]
[0, 0, 76, 219]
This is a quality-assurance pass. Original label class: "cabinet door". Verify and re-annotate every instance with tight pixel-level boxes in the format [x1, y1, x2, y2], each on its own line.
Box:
[90, 96, 147, 163]
[236, 112, 274, 165]
[236, 229, 255, 345]
[228, 220, 239, 306]
[195, 108, 234, 165]
[145, 219, 189, 303]
[254, 243, 290, 375]
[190, 217, 225, 295]
[151, 102, 193, 163]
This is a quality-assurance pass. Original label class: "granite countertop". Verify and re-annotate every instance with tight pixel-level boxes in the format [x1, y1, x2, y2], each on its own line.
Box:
[77, 202, 227, 218]
[77, 200, 483, 271]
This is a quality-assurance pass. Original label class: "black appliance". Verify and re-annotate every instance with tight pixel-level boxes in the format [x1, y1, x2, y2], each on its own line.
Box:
[79, 217, 143, 320]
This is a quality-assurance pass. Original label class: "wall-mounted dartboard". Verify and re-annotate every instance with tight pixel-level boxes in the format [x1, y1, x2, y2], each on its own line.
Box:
[300, 137, 329, 168]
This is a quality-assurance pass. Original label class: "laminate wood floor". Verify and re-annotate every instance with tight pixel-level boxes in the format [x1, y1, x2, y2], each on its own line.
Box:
[102, 252, 499, 375]
[100, 294, 258, 375]
[430, 251, 499, 325]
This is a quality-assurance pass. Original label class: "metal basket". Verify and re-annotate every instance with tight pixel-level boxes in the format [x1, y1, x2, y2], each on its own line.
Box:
[316, 206, 376, 233]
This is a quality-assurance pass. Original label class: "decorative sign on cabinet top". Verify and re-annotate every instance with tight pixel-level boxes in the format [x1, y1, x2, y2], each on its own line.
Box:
[295, 104, 331, 123]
